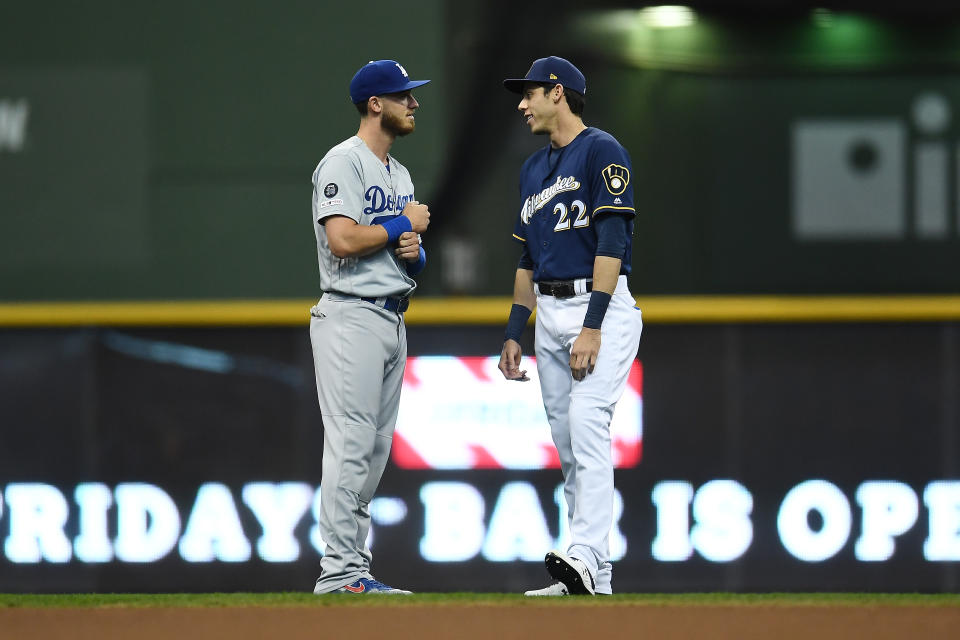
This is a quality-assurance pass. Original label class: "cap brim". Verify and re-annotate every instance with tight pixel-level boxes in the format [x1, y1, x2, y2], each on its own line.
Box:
[503, 78, 529, 93]
[353, 79, 432, 104]
[397, 79, 430, 93]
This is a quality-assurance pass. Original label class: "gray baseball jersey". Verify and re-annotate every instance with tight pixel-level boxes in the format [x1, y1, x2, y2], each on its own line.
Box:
[309, 135, 418, 594]
[311, 135, 418, 300]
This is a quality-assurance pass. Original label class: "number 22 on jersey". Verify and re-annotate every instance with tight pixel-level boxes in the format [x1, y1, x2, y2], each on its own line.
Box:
[553, 200, 589, 232]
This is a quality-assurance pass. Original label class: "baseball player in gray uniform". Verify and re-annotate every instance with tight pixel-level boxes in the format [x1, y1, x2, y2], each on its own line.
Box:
[310, 59, 430, 595]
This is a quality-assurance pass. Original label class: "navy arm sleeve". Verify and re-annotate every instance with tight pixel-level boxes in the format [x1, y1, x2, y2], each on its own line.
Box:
[517, 243, 534, 270]
[594, 213, 629, 259]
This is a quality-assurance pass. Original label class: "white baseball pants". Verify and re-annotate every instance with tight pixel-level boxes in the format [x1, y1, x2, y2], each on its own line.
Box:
[534, 275, 643, 594]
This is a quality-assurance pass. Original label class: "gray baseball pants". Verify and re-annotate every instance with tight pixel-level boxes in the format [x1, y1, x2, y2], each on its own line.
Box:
[309, 294, 406, 593]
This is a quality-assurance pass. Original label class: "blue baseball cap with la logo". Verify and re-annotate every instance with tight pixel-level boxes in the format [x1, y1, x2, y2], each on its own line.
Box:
[349, 60, 431, 104]
[503, 56, 586, 96]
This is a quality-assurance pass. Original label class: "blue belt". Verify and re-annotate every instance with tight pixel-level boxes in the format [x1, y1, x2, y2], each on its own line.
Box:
[360, 296, 409, 313]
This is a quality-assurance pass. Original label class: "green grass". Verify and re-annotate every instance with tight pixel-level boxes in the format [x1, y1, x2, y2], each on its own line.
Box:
[0, 593, 958, 609]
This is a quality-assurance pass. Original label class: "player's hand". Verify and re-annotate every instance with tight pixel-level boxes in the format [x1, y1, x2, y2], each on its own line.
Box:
[402, 201, 430, 233]
[498, 339, 529, 382]
[569, 328, 601, 381]
[394, 231, 421, 262]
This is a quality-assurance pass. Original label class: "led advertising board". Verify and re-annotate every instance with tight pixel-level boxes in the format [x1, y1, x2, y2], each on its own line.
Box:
[0, 326, 957, 592]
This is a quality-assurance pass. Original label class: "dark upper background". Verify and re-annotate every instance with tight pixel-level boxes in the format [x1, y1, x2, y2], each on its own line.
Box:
[2, 0, 960, 300]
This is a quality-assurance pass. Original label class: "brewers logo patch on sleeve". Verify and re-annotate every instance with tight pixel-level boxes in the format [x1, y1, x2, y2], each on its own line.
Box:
[601, 164, 629, 196]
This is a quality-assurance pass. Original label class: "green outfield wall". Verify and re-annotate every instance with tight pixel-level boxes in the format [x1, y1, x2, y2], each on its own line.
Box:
[2, 3, 960, 300]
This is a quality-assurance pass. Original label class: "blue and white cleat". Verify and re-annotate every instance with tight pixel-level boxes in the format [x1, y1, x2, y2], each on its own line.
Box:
[320, 577, 413, 595]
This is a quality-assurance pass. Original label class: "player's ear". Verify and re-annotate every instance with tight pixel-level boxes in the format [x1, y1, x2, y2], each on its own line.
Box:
[368, 96, 382, 115]
[553, 85, 565, 104]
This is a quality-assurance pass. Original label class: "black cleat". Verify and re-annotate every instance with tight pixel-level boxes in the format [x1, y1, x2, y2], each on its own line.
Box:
[545, 550, 596, 595]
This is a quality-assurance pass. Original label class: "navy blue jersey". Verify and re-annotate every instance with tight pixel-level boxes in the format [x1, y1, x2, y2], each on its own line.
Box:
[512, 127, 635, 281]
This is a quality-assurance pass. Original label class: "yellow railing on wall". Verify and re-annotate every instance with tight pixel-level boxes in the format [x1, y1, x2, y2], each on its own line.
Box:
[1, 296, 960, 327]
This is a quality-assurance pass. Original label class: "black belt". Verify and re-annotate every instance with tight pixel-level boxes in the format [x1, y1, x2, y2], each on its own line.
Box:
[361, 296, 409, 312]
[536, 279, 593, 298]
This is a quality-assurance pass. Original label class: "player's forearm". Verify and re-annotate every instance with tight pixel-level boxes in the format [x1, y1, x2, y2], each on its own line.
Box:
[504, 268, 536, 345]
[591, 256, 621, 294]
[580, 256, 621, 331]
[327, 224, 390, 258]
[326, 211, 417, 259]
[512, 268, 536, 310]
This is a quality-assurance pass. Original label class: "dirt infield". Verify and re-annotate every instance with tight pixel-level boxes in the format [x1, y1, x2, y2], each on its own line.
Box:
[4, 603, 959, 640]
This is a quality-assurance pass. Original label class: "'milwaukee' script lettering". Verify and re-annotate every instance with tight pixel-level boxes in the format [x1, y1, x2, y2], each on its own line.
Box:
[520, 175, 581, 223]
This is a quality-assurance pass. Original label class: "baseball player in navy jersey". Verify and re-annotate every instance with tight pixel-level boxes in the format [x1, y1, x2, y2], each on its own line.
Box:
[309, 60, 430, 595]
[498, 56, 643, 596]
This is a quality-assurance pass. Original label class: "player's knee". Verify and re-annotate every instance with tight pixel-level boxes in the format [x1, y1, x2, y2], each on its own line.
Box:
[568, 395, 613, 424]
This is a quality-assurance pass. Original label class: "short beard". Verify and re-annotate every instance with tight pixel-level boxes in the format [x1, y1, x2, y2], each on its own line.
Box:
[381, 110, 415, 137]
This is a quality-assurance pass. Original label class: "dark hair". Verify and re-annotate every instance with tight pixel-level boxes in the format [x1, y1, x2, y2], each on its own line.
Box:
[355, 99, 369, 116]
[538, 83, 585, 117]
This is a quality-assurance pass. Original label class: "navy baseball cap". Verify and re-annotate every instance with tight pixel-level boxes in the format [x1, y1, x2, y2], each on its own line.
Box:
[503, 56, 586, 96]
[349, 60, 430, 104]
